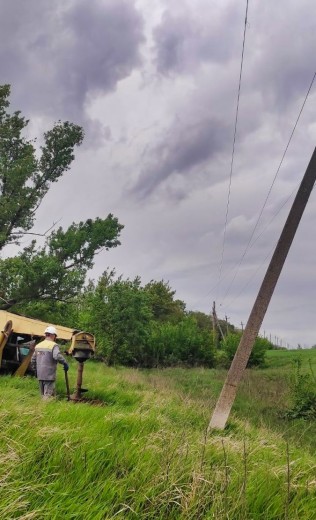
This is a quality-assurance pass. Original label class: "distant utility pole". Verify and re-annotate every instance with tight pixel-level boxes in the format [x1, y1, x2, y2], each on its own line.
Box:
[209, 147, 316, 431]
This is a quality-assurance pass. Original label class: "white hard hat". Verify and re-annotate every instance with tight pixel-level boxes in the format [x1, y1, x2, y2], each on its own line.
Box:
[45, 325, 57, 336]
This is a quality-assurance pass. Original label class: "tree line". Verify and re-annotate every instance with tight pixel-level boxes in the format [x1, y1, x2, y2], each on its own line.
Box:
[13, 269, 273, 368]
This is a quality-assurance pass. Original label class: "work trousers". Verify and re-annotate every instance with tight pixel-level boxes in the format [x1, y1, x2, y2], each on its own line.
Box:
[38, 380, 56, 399]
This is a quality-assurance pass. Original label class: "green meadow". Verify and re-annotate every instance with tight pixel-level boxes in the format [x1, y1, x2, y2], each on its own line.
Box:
[1, 349, 316, 519]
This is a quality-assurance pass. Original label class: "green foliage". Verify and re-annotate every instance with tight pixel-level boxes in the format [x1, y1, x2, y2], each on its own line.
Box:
[48, 216, 123, 270]
[77, 271, 153, 365]
[143, 280, 185, 322]
[76, 270, 215, 368]
[0, 214, 123, 312]
[0, 84, 123, 311]
[219, 332, 270, 368]
[0, 84, 83, 250]
[99, 275, 153, 366]
[147, 318, 215, 368]
[284, 358, 316, 419]
[0, 241, 85, 306]
[187, 310, 213, 331]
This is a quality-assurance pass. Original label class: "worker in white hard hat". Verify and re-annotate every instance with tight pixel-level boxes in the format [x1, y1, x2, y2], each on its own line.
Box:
[31, 325, 69, 399]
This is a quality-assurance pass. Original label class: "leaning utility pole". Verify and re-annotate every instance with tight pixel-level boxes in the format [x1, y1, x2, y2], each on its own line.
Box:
[213, 301, 225, 341]
[225, 315, 230, 335]
[209, 147, 316, 431]
[211, 301, 225, 347]
[211, 301, 217, 347]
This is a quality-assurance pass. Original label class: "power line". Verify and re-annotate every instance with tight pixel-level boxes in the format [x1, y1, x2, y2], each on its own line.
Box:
[221, 70, 316, 304]
[217, 0, 250, 297]
[221, 188, 297, 304]
[193, 169, 307, 312]
[193, 81, 314, 312]
[223, 244, 274, 311]
[218, 187, 296, 308]
[190, 186, 294, 311]
[192, 175, 303, 311]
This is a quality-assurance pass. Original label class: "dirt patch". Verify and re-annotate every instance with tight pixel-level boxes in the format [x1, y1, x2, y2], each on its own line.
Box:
[68, 397, 107, 407]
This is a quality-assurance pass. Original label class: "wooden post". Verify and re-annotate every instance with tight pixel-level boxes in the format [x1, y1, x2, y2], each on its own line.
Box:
[73, 362, 84, 400]
[209, 148, 316, 431]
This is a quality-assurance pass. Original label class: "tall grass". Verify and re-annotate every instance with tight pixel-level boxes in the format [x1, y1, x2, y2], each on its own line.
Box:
[0, 355, 316, 519]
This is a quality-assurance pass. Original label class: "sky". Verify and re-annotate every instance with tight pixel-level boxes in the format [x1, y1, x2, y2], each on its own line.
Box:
[1, 0, 316, 348]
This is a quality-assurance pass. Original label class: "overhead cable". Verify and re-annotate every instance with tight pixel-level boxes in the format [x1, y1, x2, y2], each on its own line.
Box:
[217, 0, 250, 298]
[221, 70, 316, 304]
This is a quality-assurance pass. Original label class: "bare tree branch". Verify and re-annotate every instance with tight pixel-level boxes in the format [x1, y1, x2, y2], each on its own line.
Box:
[14, 218, 63, 238]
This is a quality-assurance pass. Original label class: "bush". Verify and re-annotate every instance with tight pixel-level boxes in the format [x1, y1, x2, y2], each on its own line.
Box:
[220, 333, 269, 368]
[146, 318, 216, 368]
[284, 359, 316, 419]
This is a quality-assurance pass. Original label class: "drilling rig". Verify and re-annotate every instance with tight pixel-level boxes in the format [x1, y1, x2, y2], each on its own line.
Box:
[0, 310, 95, 399]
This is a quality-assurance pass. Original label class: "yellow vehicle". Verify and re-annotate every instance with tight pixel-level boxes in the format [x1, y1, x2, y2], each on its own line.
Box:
[0, 310, 95, 378]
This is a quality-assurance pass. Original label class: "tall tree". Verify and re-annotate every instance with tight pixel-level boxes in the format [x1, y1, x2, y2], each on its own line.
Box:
[144, 280, 185, 322]
[0, 84, 123, 312]
[0, 84, 84, 250]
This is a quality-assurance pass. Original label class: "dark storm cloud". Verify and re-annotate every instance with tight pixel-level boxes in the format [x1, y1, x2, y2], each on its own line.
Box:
[0, 0, 144, 124]
[132, 116, 229, 198]
[152, 2, 241, 75]
[56, 0, 144, 119]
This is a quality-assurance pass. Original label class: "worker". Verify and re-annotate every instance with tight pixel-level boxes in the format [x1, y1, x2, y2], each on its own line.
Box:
[31, 325, 69, 399]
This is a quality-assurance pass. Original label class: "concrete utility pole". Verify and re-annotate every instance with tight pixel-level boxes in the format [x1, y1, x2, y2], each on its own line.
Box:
[209, 147, 316, 431]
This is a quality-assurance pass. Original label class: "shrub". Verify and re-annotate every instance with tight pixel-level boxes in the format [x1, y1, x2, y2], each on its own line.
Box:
[146, 318, 216, 368]
[220, 333, 269, 368]
[284, 359, 316, 419]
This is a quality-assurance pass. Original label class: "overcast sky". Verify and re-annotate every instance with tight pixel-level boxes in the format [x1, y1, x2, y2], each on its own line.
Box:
[1, 0, 316, 347]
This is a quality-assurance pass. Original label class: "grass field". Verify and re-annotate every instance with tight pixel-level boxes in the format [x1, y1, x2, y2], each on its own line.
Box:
[1, 349, 316, 519]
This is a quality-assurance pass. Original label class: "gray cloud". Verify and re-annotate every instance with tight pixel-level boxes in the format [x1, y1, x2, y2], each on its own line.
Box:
[152, 1, 241, 75]
[131, 116, 230, 198]
[152, 0, 316, 119]
[57, 0, 144, 119]
[0, 0, 144, 133]
[242, 0, 316, 113]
